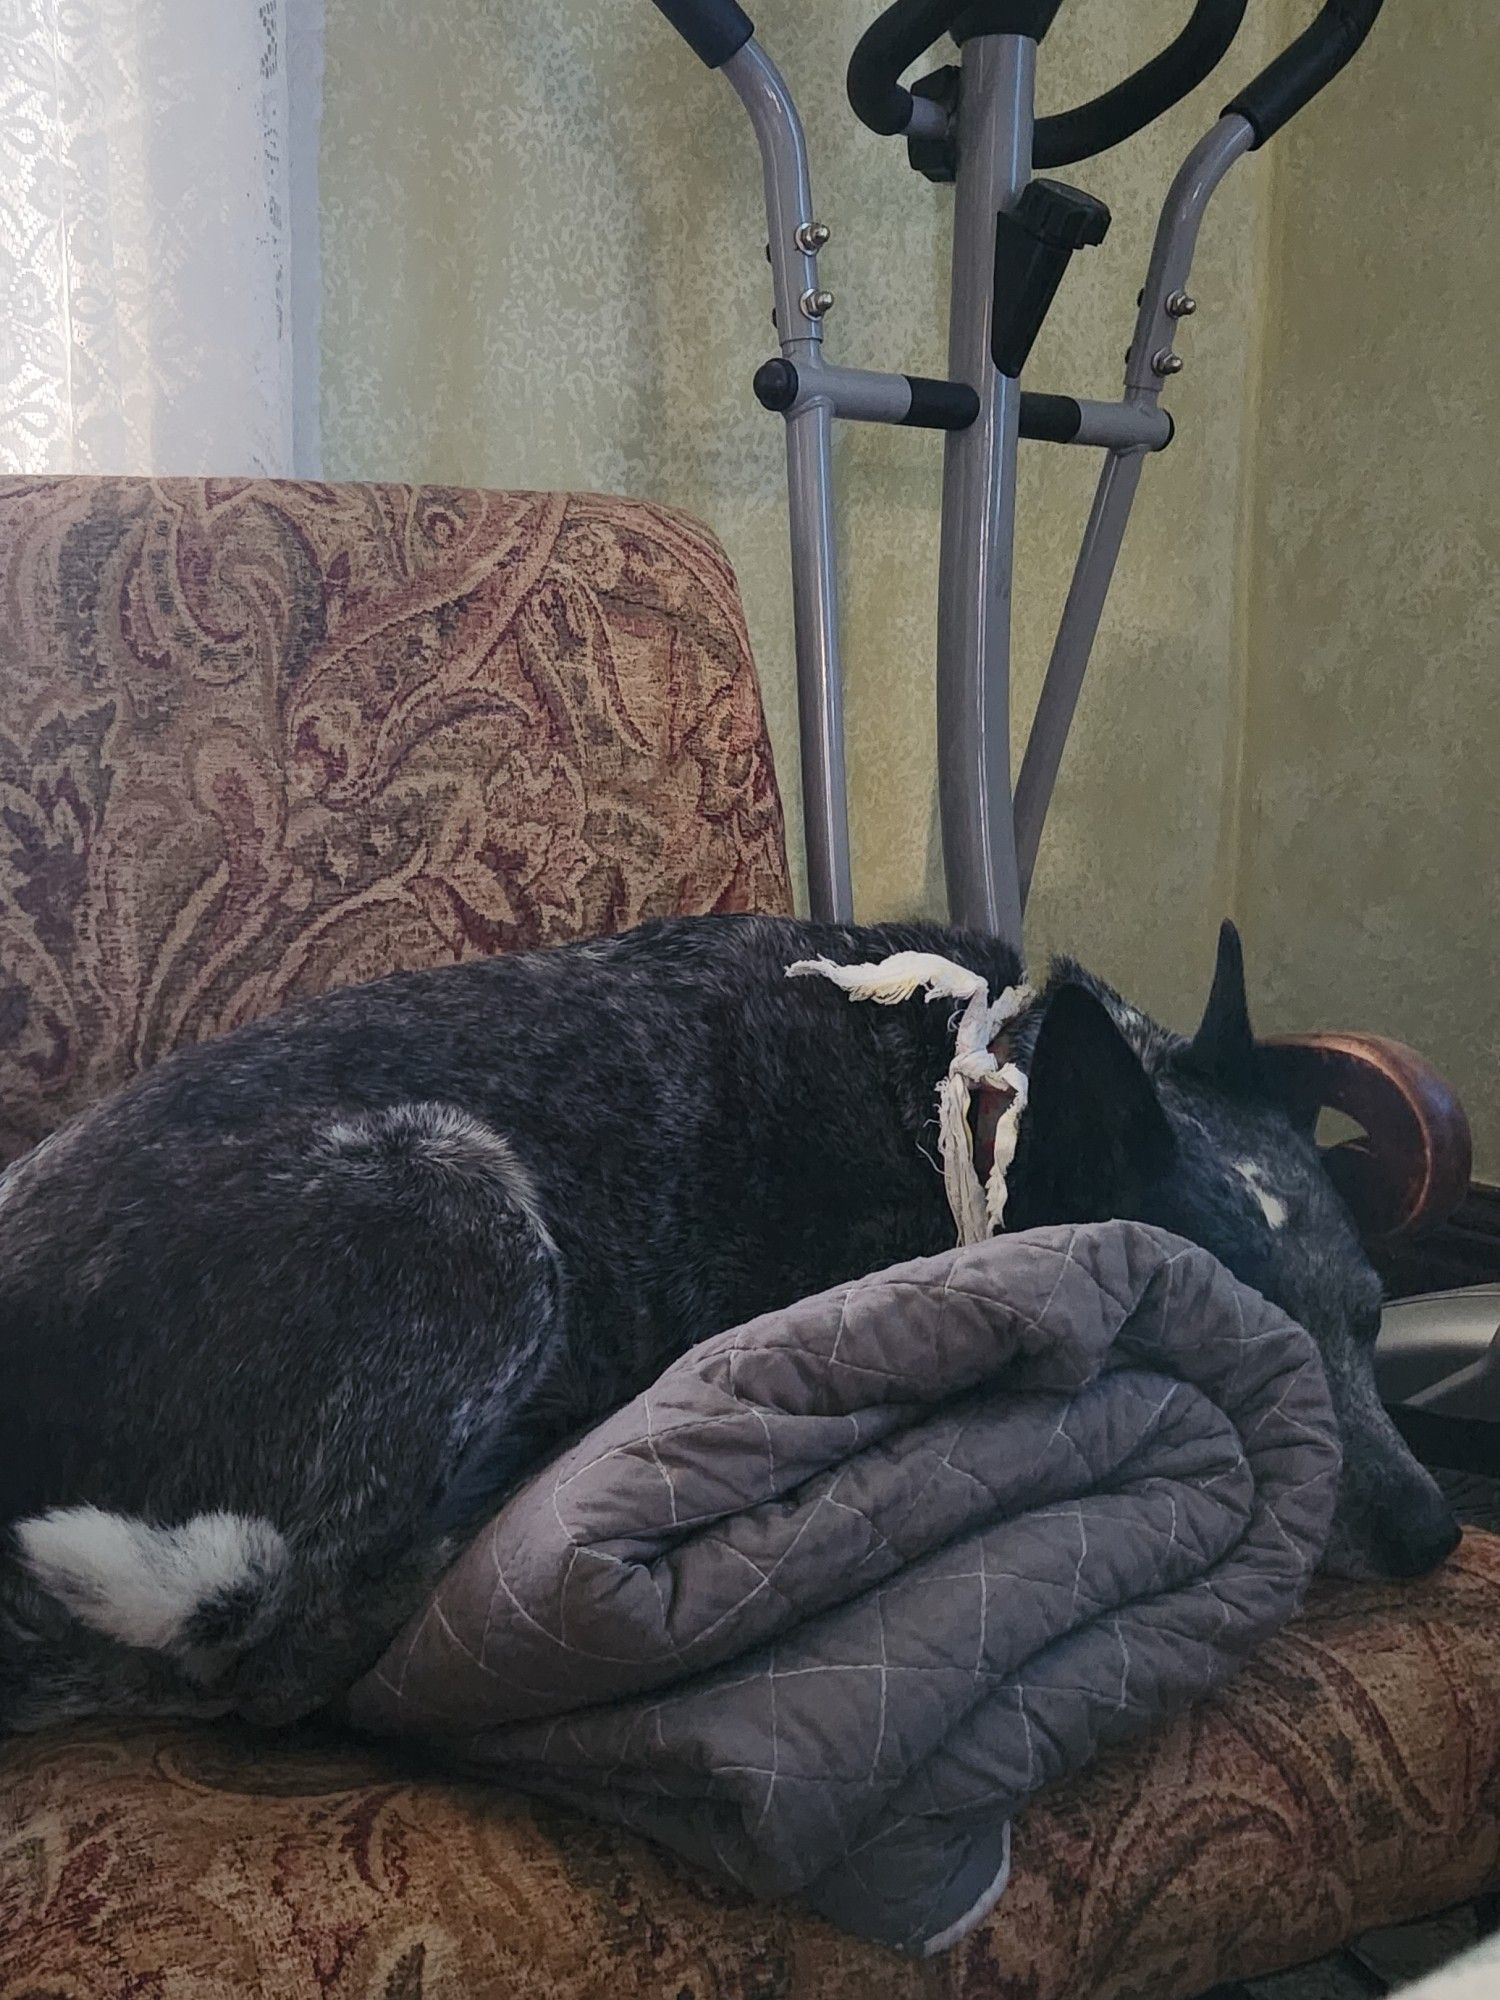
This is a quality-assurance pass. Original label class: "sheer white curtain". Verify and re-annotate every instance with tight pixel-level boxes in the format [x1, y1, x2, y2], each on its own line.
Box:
[1, 0, 324, 477]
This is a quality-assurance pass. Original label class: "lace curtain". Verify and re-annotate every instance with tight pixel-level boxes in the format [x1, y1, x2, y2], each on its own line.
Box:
[1, 0, 324, 477]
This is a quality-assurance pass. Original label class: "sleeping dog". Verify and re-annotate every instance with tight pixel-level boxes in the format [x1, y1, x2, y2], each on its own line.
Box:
[0, 914, 1461, 1733]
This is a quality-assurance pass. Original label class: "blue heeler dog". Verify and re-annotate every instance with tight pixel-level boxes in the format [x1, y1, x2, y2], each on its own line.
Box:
[0, 914, 1461, 1732]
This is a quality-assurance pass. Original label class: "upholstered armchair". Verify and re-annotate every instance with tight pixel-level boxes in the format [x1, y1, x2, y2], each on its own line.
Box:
[1, 477, 1496, 2000]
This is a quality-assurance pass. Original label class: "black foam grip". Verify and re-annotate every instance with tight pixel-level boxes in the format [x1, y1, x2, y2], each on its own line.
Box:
[1033, 0, 1247, 168]
[1018, 392, 1083, 443]
[650, 0, 754, 70]
[846, 0, 1066, 140]
[847, 0, 960, 136]
[1223, 0, 1384, 148]
[901, 376, 981, 430]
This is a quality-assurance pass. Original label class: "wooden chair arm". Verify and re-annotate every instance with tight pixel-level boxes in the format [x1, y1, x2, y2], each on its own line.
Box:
[1260, 1032, 1472, 1245]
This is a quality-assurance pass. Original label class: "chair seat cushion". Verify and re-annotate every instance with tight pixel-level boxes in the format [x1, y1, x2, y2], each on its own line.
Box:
[4, 1531, 1498, 2000]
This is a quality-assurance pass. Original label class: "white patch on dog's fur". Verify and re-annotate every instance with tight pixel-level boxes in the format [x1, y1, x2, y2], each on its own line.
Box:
[320, 1103, 556, 1251]
[16, 1507, 287, 1654]
[1235, 1159, 1288, 1231]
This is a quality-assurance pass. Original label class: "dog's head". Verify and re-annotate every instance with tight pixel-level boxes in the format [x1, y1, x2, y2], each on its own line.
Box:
[1009, 922, 1461, 1581]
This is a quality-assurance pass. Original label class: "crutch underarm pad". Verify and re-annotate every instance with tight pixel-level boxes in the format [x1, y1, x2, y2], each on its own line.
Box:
[650, 0, 754, 70]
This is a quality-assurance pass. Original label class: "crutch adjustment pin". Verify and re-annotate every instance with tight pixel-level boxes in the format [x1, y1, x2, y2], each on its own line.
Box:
[796, 222, 831, 253]
[801, 288, 836, 319]
[1166, 291, 1198, 318]
[1151, 348, 1185, 377]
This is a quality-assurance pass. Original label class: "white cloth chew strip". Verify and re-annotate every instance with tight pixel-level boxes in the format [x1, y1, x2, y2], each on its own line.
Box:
[785, 952, 1031, 1247]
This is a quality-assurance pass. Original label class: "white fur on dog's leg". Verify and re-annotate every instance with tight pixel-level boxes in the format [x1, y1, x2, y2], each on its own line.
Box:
[16, 1506, 287, 1654]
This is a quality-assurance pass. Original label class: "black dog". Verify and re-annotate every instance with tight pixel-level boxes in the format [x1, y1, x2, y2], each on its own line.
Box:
[0, 914, 1459, 1732]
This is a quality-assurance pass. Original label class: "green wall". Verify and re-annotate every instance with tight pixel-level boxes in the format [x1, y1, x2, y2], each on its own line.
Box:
[319, 0, 1499, 1169]
[321, 1, 1278, 1019]
[1232, 0, 1500, 1175]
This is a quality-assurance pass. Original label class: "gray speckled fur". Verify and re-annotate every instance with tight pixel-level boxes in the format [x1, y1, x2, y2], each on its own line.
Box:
[0, 914, 1458, 1731]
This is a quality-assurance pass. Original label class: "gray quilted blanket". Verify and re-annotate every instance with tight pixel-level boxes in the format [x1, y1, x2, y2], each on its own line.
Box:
[348, 1222, 1340, 1955]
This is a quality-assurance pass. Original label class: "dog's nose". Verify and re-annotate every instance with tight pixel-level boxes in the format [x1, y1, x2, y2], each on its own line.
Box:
[1379, 1504, 1463, 1579]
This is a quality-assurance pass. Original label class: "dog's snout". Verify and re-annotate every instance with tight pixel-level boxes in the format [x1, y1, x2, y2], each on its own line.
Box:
[1319, 1384, 1466, 1581]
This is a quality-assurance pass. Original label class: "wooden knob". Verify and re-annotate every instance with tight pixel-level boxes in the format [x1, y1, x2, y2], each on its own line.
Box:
[1260, 1032, 1472, 1245]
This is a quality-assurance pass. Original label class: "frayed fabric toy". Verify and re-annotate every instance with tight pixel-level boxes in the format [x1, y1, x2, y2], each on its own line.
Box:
[786, 951, 1031, 1245]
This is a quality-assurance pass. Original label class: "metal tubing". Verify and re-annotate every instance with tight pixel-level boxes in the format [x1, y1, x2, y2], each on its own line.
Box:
[1012, 447, 1148, 902]
[1012, 114, 1254, 910]
[785, 400, 854, 920]
[724, 40, 854, 920]
[766, 359, 979, 429]
[1125, 114, 1254, 400]
[723, 42, 823, 361]
[935, 34, 1035, 945]
[785, 363, 914, 425]
[905, 91, 950, 143]
[1069, 399, 1172, 451]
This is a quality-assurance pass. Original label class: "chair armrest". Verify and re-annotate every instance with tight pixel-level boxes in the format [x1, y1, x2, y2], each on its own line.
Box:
[1261, 1032, 1472, 1244]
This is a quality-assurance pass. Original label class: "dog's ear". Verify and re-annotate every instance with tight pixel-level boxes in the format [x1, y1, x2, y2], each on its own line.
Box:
[1180, 919, 1258, 1092]
[1019, 983, 1176, 1222]
[1179, 922, 1320, 1135]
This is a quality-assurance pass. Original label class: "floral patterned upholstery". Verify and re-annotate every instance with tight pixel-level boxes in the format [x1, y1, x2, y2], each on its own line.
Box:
[0, 478, 789, 1163]
[3, 1535, 1498, 1999]
[1, 477, 1497, 1998]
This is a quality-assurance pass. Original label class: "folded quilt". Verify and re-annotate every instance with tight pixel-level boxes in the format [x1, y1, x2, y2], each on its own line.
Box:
[348, 1221, 1340, 1955]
